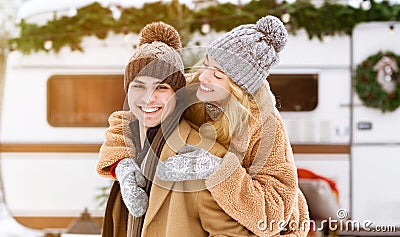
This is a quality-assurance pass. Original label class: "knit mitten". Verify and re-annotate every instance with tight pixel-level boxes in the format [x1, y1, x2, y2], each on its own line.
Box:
[115, 158, 148, 217]
[156, 145, 222, 182]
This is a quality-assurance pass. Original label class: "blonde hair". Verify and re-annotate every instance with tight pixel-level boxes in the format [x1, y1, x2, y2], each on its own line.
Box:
[187, 71, 259, 147]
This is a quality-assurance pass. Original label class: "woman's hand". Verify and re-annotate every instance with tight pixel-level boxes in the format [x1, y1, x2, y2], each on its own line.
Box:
[156, 145, 222, 181]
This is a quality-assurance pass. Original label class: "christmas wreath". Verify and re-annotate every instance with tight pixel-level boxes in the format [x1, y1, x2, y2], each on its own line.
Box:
[354, 51, 400, 112]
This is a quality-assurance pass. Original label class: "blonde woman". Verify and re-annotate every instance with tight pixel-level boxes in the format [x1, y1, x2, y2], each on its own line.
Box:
[156, 15, 310, 236]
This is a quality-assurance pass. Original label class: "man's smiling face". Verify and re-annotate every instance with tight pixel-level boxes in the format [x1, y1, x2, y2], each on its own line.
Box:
[127, 76, 176, 129]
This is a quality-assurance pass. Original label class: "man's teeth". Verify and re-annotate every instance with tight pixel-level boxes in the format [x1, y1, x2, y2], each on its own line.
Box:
[141, 107, 160, 113]
[200, 84, 213, 92]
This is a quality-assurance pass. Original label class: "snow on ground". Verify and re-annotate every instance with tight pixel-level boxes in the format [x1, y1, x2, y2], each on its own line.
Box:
[0, 203, 43, 237]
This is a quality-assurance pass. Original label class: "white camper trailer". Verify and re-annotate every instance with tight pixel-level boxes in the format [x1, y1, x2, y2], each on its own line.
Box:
[1, 0, 400, 234]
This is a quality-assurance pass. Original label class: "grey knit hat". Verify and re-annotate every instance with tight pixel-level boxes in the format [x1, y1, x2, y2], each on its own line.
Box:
[207, 15, 288, 95]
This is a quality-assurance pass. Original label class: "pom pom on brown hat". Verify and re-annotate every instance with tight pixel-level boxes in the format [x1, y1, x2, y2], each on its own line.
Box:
[124, 22, 185, 93]
[139, 21, 182, 50]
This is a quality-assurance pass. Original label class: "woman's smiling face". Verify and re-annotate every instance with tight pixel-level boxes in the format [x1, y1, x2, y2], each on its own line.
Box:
[196, 55, 232, 105]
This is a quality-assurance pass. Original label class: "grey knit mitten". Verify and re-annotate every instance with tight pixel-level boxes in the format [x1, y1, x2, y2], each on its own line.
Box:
[115, 158, 148, 217]
[156, 145, 222, 182]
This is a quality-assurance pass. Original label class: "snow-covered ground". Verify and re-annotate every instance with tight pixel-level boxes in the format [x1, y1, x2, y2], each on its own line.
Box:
[0, 203, 43, 237]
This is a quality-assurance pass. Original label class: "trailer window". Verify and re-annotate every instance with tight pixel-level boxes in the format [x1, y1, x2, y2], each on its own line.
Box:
[47, 75, 125, 127]
[268, 74, 318, 112]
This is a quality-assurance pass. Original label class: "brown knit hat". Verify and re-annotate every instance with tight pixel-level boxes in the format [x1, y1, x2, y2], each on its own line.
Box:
[124, 22, 185, 92]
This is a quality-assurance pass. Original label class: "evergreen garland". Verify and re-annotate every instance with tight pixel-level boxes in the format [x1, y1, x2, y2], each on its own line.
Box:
[8, 0, 400, 54]
[354, 51, 400, 112]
